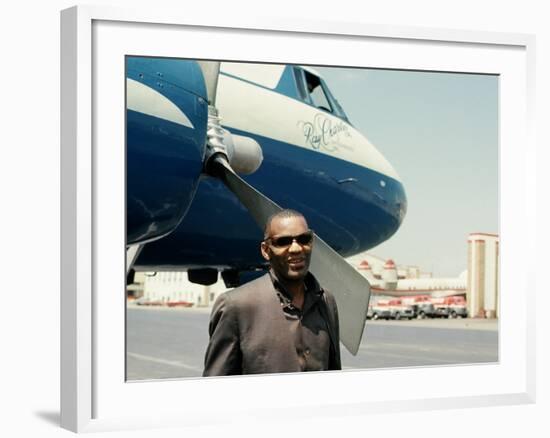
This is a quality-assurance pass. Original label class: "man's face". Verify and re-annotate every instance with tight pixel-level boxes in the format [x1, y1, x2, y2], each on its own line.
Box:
[261, 215, 313, 282]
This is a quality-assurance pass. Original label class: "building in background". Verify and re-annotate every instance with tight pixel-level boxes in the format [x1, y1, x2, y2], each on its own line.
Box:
[467, 233, 499, 318]
[139, 272, 227, 307]
[350, 255, 467, 298]
[348, 232, 499, 319]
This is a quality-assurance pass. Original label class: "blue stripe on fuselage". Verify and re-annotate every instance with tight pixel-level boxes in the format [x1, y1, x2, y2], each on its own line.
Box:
[136, 129, 406, 269]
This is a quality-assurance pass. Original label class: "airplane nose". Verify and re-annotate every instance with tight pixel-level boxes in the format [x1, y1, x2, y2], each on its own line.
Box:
[328, 172, 408, 255]
[394, 180, 408, 225]
[383, 177, 407, 226]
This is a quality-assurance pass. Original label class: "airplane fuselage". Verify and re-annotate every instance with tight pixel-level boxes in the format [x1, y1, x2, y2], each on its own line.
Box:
[127, 59, 407, 274]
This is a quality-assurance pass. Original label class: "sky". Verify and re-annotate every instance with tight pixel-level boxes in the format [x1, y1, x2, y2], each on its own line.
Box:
[316, 66, 499, 277]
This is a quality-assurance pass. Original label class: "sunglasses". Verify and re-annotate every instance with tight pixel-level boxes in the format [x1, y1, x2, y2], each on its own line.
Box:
[265, 230, 314, 248]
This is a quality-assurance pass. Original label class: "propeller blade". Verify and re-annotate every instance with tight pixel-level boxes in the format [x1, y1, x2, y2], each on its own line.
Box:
[197, 61, 221, 105]
[126, 244, 144, 275]
[210, 155, 370, 355]
[309, 236, 371, 355]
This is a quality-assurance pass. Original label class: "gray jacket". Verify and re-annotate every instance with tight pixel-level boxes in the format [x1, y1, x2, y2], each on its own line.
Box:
[203, 272, 341, 376]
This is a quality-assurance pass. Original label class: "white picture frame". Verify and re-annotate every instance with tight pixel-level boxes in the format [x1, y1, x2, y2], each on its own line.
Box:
[60, 5, 536, 433]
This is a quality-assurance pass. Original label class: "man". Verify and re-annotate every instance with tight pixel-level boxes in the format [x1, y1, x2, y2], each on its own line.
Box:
[203, 209, 341, 376]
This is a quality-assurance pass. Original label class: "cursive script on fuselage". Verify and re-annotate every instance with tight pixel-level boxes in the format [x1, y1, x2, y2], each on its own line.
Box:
[298, 113, 351, 152]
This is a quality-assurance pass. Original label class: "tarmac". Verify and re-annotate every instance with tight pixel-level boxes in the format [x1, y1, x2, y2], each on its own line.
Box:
[128, 302, 499, 330]
[126, 302, 499, 380]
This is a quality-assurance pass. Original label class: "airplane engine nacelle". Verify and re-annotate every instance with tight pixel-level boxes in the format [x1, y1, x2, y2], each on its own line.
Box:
[225, 133, 263, 175]
[126, 58, 209, 245]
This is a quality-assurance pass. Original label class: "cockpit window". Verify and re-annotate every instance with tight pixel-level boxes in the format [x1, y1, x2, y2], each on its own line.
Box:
[293, 67, 349, 122]
[304, 70, 332, 113]
[323, 85, 349, 122]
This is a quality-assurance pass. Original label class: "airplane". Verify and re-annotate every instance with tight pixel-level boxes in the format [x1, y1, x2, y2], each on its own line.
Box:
[125, 57, 408, 354]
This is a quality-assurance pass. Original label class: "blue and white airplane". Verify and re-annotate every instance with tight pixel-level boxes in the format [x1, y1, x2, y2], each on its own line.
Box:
[125, 57, 407, 354]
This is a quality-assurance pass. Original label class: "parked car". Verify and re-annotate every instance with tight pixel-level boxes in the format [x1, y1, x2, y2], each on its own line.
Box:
[431, 296, 468, 318]
[166, 301, 194, 308]
[367, 304, 392, 320]
[401, 295, 436, 319]
[385, 299, 415, 320]
[368, 299, 414, 320]
[134, 297, 163, 306]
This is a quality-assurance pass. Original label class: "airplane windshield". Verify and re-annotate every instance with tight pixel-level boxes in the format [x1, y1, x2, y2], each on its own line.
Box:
[323, 82, 349, 123]
[295, 67, 349, 122]
[305, 71, 332, 112]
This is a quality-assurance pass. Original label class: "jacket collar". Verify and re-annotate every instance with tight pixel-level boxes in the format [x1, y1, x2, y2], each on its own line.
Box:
[268, 270, 324, 309]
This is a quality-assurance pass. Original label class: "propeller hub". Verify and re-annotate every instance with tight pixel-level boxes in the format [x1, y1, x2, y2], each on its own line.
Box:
[204, 106, 263, 176]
